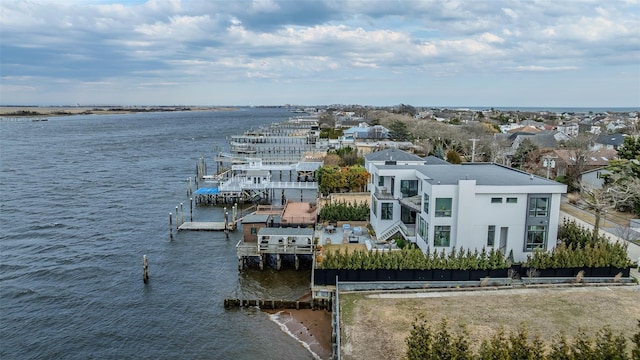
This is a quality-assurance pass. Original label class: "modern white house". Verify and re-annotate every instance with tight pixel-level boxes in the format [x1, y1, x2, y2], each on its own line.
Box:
[365, 149, 567, 262]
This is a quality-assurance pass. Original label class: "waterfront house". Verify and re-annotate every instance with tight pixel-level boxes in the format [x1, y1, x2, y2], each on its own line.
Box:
[365, 149, 567, 262]
[241, 214, 273, 243]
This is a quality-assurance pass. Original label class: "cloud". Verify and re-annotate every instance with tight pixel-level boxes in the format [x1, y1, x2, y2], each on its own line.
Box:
[511, 65, 580, 72]
[0, 0, 638, 106]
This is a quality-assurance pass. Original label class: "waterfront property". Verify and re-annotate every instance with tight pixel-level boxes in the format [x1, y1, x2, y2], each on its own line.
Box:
[194, 158, 321, 204]
[365, 148, 567, 262]
[236, 202, 317, 270]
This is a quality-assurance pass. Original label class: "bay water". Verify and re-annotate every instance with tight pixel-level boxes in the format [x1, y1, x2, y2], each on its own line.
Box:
[0, 108, 316, 359]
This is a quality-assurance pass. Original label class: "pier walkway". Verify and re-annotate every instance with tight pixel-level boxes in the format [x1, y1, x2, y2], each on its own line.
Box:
[178, 222, 232, 231]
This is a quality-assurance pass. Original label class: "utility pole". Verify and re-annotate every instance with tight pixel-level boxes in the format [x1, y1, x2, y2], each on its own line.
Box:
[542, 155, 557, 179]
[469, 138, 479, 162]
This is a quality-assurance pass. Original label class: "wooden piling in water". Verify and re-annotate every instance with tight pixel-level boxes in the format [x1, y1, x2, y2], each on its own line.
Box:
[169, 212, 173, 240]
[143, 255, 149, 284]
[190, 197, 193, 222]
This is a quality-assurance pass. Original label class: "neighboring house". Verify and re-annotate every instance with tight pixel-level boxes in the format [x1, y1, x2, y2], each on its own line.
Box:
[518, 120, 546, 129]
[507, 125, 542, 134]
[497, 131, 559, 156]
[366, 149, 567, 262]
[343, 123, 389, 140]
[593, 133, 625, 150]
[557, 122, 579, 138]
[539, 149, 617, 179]
[580, 168, 611, 190]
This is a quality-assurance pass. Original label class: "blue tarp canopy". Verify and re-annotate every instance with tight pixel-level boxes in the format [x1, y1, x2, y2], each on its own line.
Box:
[194, 187, 219, 195]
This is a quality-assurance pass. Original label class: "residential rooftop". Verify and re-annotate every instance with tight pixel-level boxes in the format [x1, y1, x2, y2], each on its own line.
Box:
[376, 162, 563, 186]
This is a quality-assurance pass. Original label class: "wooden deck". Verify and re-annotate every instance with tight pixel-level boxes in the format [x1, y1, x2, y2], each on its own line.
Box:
[178, 222, 234, 231]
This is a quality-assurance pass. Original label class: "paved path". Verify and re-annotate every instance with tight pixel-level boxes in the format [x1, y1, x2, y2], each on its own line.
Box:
[369, 285, 639, 299]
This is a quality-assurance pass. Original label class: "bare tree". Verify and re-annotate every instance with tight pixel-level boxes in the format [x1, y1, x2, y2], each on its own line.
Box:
[579, 180, 640, 240]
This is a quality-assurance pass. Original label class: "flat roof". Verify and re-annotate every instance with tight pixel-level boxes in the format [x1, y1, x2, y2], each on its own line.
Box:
[242, 214, 272, 224]
[365, 148, 424, 162]
[295, 162, 322, 172]
[377, 163, 562, 186]
[258, 227, 315, 236]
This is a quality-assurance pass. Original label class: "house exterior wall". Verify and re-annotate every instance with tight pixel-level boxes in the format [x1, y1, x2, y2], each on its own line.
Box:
[368, 158, 566, 262]
[581, 169, 609, 189]
[242, 223, 266, 242]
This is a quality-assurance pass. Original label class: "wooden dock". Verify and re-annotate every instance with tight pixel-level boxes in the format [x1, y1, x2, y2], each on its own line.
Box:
[178, 222, 235, 231]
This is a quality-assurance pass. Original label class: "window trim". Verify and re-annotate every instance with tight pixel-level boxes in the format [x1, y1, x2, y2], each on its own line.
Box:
[487, 225, 495, 247]
[400, 179, 418, 197]
[528, 197, 549, 217]
[423, 193, 430, 214]
[434, 225, 451, 247]
[525, 225, 547, 251]
[435, 198, 452, 217]
[381, 202, 393, 220]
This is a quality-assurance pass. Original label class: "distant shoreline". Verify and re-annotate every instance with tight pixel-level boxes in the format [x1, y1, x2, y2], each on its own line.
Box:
[0, 106, 239, 117]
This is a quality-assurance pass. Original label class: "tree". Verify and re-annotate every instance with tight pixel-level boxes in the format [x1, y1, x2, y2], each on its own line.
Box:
[395, 103, 417, 117]
[512, 138, 539, 170]
[318, 111, 335, 128]
[433, 145, 445, 160]
[346, 166, 370, 192]
[405, 318, 433, 360]
[388, 119, 414, 142]
[561, 135, 596, 191]
[446, 150, 462, 164]
[617, 136, 640, 160]
[632, 320, 640, 360]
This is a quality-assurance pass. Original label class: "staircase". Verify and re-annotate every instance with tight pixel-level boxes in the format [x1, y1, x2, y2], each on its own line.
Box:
[377, 221, 405, 242]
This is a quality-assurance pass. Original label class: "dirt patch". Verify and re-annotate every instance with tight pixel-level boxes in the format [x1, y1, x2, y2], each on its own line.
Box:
[340, 286, 640, 360]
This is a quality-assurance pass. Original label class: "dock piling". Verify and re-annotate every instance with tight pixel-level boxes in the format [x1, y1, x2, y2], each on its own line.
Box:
[169, 212, 173, 240]
[143, 255, 149, 284]
[190, 197, 193, 222]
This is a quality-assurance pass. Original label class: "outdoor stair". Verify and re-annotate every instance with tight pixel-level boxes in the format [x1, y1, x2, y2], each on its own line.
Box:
[377, 222, 404, 242]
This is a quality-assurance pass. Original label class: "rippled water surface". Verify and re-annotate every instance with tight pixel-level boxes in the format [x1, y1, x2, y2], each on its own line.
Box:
[0, 109, 315, 359]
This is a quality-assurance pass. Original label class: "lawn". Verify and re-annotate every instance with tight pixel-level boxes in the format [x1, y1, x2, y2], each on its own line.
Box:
[339, 286, 640, 360]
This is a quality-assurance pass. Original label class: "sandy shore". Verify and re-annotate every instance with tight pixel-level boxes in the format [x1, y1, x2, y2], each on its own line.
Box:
[0, 106, 237, 117]
[266, 308, 333, 360]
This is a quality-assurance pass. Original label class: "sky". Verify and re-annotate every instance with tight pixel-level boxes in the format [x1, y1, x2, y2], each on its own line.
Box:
[1, 0, 639, 107]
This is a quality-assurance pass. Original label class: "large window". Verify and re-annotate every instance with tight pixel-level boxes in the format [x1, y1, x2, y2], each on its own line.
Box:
[435, 198, 452, 217]
[378, 175, 384, 186]
[372, 198, 378, 216]
[401, 207, 416, 224]
[528, 197, 549, 217]
[487, 225, 495, 247]
[419, 217, 428, 239]
[434, 226, 451, 247]
[525, 225, 547, 251]
[423, 193, 430, 214]
[400, 180, 418, 197]
[381, 202, 393, 220]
